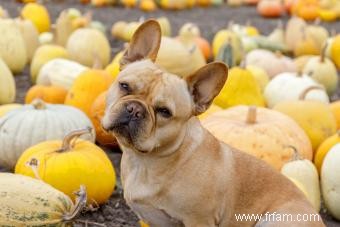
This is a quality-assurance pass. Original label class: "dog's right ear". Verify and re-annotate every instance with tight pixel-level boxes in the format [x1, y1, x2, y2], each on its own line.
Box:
[120, 20, 161, 69]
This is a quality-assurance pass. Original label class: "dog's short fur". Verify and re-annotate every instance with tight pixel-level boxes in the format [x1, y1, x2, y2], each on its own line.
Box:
[102, 20, 325, 227]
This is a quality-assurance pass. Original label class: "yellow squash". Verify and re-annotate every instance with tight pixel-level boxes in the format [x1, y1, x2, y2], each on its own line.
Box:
[15, 128, 116, 205]
[213, 67, 265, 109]
[21, 3, 50, 33]
[0, 173, 86, 226]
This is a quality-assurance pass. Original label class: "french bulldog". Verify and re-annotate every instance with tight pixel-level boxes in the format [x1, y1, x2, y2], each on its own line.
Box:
[102, 20, 325, 227]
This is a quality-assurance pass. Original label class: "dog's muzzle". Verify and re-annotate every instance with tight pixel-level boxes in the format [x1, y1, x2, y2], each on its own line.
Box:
[102, 101, 146, 137]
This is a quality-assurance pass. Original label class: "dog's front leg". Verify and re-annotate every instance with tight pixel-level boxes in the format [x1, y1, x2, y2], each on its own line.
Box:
[130, 203, 184, 227]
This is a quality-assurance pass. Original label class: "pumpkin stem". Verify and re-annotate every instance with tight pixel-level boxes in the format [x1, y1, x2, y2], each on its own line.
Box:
[63, 185, 87, 222]
[246, 106, 257, 124]
[320, 42, 328, 63]
[298, 85, 324, 100]
[285, 145, 301, 161]
[31, 99, 46, 110]
[26, 158, 42, 180]
[58, 127, 94, 152]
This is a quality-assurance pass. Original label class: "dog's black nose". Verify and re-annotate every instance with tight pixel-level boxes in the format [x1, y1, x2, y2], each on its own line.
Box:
[126, 101, 145, 120]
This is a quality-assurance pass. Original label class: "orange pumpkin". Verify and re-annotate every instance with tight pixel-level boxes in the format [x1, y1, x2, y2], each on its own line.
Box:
[64, 69, 114, 117]
[90, 91, 117, 147]
[330, 101, 340, 130]
[244, 0, 259, 5]
[195, 37, 212, 61]
[25, 85, 68, 104]
[298, 4, 319, 20]
[257, 0, 284, 18]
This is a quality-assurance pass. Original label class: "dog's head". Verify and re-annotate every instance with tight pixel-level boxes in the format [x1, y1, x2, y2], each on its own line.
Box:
[102, 20, 228, 154]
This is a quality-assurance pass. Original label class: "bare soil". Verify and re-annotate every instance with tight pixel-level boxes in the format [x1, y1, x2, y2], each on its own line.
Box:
[2, 0, 340, 226]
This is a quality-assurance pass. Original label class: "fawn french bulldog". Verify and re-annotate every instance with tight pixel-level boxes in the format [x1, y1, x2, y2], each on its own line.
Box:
[102, 20, 325, 227]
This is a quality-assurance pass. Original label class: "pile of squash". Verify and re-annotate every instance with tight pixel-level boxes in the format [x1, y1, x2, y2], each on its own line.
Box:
[0, 1, 340, 225]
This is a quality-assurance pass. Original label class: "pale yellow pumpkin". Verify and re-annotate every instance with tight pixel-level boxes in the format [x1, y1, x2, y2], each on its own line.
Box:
[30, 45, 69, 83]
[0, 58, 15, 104]
[202, 106, 313, 170]
[274, 100, 336, 150]
[281, 149, 321, 211]
[15, 128, 116, 205]
[0, 104, 22, 117]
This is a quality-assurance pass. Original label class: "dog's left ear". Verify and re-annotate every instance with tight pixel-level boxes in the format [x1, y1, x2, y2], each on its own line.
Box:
[120, 19, 161, 68]
[186, 62, 228, 116]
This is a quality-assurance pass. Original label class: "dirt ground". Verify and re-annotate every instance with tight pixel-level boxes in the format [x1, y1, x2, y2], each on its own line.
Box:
[2, 0, 340, 226]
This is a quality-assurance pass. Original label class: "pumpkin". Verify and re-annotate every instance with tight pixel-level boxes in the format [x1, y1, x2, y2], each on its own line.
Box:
[267, 21, 285, 46]
[274, 100, 336, 150]
[55, 8, 82, 46]
[319, 9, 338, 22]
[66, 28, 111, 67]
[198, 104, 222, 120]
[281, 148, 321, 211]
[246, 65, 269, 92]
[285, 16, 306, 51]
[39, 32, 54, 45]
[0, 173, 86, 226]
[105, 51, 124, 79]
[330, 101, 340, 129]
[21, 3, 50, 33]
[177, 25, 206, 71]
[0, 19, 27, 73]
[194, 37, 211, 61]
[212, 29, 243, 64]
[0, 99, 94, 170]
[294, 27, 319, 57]
[295, 2, 320, 20]
[314, 132, 340, 173]
[245, 50, 296, 78]
[15, 128, 116, 205]
[155, 37, 205, 78]
[202, 106, 313, 170]
[302, 45, 338, 95]
[64, 69, 114, 117]
[294, 55, 317, 72]
[30, 45, 69, 83]
[25, 85, 68, 104]
[288, 177, 309, 198]
[321, 143, 340, 220]
[90, 92, 117, 147]
[111, 21, 128, 39]
[140, 0, 157, 11]
[264, 72, 329, 108]
[36, 58, 88, 90]
[306, 24, 329, 53]
[0, 104, 22, 117]
[331, 35, 340, 69]
[14, 18, 39, 62]
[257, 0, 284, 18]
[213, 67, 265, 109]
[0, 58, 15, 104]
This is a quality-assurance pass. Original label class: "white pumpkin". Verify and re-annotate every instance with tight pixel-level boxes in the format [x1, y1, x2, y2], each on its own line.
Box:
[245, 49, 296, 78]
[0, 173, 86, 226]
[66, 28, 111, 67]
[14, 18, 40, 62]
[0, 100, 94, 170]
[264, 72, 329, 108]
[321, 143, 340, 220]
[36, 58, 89, 90]
[0, 19, 27, 73]
[0, 58, 15, 104]
[281, 150, 321, 212]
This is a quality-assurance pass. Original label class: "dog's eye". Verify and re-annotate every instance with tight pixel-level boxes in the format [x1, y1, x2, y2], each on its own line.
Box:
[156, 107, 172, 118]
[119, 82, 130, 92]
